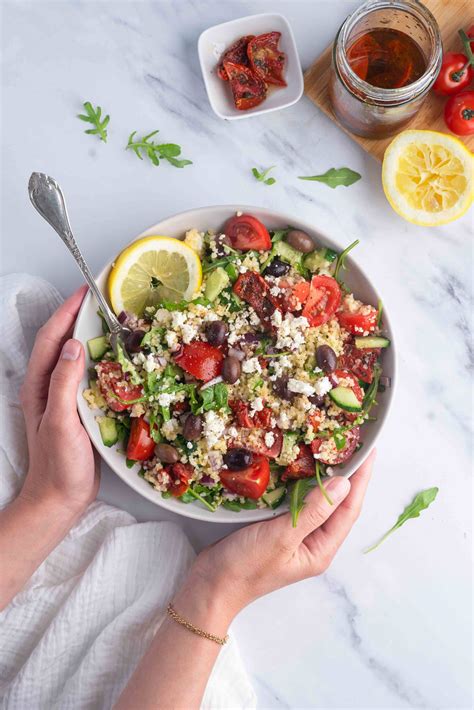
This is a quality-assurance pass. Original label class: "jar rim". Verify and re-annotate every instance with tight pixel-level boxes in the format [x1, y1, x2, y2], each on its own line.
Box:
[335, 0, 442, 104]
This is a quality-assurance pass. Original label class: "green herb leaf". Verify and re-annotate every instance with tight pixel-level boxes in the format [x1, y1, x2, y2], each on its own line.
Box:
[77, 101, 110, 142]
[125, 458, 136, 468]
[365, 487, 439, 553]
[126, 131, 192, 168]
[334, 239, 360, 283]
[377, 299, 383, 327]
[315, 461, 333, 505]
[191, 383, 229, 415]
[252, 165, 277, 186]
[299, 167, 361, 189]
[290, 478, 315, 527]
[270, 229, 289, 244]
[333, 431, 347, 451]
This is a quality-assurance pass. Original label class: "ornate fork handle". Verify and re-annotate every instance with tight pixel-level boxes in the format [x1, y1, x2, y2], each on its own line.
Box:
[28, 172, 122, 337]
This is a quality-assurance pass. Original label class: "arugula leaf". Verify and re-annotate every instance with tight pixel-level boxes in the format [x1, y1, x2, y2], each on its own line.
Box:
[334, 239, 360, 283]
[252, 165, 277, 186]
[290, 478, 315, 527]
[377, 299, 383, 327]
[116, 343, 142, 385]
[315, 461, 333, 506]
[191, 383, 229, 415]
[299, 167, 361, 189]
[179, 487, 217, 512]
[158, 296, 210, 311]
[333, 431, 347, 451]
[126, 131, 192, 168]
[270, 229, 289, 244]
[125, 458, 136, 469]
[362, 363, 381, 412]
[77, 101, 110, 142]
[365, 487, 439, 553]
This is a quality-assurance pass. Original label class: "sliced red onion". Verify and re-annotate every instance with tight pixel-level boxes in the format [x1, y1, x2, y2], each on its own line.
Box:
[118, 310, 128, 324]
[207, 452, 223, 470]
[241, 332, 261, 343]
[200, 376, 223, 390]
[228, 347, 245, 361]
[200, 474, 215, 485]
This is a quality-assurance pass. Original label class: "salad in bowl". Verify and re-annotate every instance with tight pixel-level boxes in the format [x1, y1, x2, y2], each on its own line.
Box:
[77, 207, 394, 523]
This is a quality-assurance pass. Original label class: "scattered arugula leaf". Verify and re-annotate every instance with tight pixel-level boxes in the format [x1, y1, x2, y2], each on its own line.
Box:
[270, 229, 289, 244]
[365, 487, 439, 553]
[315, 461, 333, 506]
[362, 363, 381, 411]
[125, 458, 136, 469]
[299, 167, 361, 189]
[333, 430, 347, 451]
[191, 383, 229, 415]
[290, 478, 315, 527]
[180, 487, 217, 512]
[334, 239, 360, 283]
[126, 130, 192, 168]
[252, 165, 277, 186]
[77, 101, 110, 142]
[377, 299, 383, 327]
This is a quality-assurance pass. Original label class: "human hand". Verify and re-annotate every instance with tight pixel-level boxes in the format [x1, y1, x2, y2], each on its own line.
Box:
[19, 285, 99, 521]
[175, 452, 374, 626]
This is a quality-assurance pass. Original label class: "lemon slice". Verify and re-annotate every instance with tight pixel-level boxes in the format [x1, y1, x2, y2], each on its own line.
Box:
[382, 130, 473, 226]
[108, 236, 202, 315]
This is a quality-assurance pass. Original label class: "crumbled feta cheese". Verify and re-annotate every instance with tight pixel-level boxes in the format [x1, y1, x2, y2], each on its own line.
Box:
[288, 379, 315, 396]
[203, 410, 226, 448]
[275, 313, 310, 351]
[165, 331, 179, 350]
[242, 357, 262, 374]
[264, 431, 275, 448]
[276, 411, 291, 429]
[143, 353, 159, 373]
[158, 392, 174, 407]
[250, 397, 264, 413]
[314, 376, 333, 396]
[271, 309, 283, 328]
[181, 323, 198, 344]
[171, 311, 187, 328]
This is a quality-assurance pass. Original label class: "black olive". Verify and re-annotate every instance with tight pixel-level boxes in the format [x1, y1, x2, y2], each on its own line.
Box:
[155, 443, 179, 464]
[286, 230, 315, 253]
[263, 257, 290, 277]
[205, 320, 227, 346]
[316, 344, 337, 373]
[224, 448, 253, 471]
[125, 329, 146, 353]
[272, 376, 295, 401]
[222, 356, 241, 384]
[183, 413, 203, 441]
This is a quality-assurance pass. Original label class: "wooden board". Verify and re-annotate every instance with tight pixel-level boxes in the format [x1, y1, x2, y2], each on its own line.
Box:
[304, 0, 474, 160]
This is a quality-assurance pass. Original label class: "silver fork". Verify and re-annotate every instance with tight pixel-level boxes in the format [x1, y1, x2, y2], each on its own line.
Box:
[28, 172, 132, 358]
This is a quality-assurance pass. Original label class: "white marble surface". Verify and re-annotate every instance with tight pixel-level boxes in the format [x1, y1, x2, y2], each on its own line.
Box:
[1, 1, 472, 708]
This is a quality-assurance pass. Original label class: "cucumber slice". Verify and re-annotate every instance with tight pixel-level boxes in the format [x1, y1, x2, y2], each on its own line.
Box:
[87, 335, 109, 361]
[276, 431, 299, 465]
[262, 486, 287, 510]
[273, 240, 303, 268]
[329, 386, 362, 412]
[98, 417, 118, 447]
[205, 267, 230, 301]
[355, 336, 390, 349]
[304, 247, 337, 273]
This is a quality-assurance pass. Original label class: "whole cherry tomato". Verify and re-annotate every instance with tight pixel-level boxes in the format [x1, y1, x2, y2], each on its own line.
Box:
[433, 53, 473, 96]
[444, 90, 474, 136]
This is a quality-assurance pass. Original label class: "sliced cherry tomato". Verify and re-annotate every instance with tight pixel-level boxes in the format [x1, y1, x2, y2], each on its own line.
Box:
[310, 427, 360, 465]
[126, 416, 155, 461]
[337, 304, 378, 335]
[167, 462, 192, 497]
[224, 214, 271, 251]
[247, 31, 286, 86]
[338, 342, 381, 384]
[223, 60, 267, 110]
[433, 53, 473, 96]
[217, 35, 255, 80]
[220, 455, 270, 499]
[302, 275, 341, 327]
[444, 90, 474, 136]
[277, 279, 311, 312]
[96, 361, 143, 413]
[281, 444, 314, 481]
[233, 272, 279, 328]
[174, 341, 223, 382]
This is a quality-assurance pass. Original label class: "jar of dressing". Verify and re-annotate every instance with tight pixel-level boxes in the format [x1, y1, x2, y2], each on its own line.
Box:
[329, 0, 442, 138]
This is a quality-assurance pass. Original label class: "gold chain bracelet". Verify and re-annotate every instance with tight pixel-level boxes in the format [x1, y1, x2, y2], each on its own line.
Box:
[167, 603, 229, 646]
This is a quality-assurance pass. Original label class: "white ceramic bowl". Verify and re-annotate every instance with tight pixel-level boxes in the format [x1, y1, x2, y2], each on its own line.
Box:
[198, 13, 304, 120]
[74, 206, 396, 523]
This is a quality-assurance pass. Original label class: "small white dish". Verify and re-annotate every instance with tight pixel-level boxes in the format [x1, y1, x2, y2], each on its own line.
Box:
[198, 13, 304, 120]
[74, 205, 396, 524]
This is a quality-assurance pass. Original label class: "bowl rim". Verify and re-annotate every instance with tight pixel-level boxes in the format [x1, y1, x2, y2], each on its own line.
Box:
[197, 12, 304, 120]
[74, 204, 397, 523]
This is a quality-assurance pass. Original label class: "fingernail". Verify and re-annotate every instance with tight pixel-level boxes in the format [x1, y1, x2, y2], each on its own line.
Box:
[61, 339, 81, 361]
[325, 476, 351, 501]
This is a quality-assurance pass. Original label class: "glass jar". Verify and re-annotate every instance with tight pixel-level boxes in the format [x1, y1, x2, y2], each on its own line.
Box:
[328, 0, 442, 138]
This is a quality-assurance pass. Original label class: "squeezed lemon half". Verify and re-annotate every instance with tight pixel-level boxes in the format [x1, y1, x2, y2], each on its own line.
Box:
[108, 236, 202, 315]
[382, 130, 473, 226]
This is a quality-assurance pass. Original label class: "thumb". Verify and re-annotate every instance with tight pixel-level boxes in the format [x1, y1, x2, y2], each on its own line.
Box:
[286, 476, 352, 544]
[44, 339, 85, 424]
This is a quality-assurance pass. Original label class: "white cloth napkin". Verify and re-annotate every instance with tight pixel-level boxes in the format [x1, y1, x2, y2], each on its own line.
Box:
[0, 273, 256, 710]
